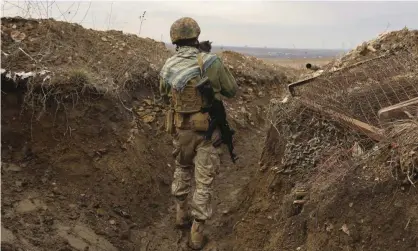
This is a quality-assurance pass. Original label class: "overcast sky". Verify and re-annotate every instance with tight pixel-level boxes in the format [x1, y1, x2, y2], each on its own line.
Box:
[2, 0, 418, 49]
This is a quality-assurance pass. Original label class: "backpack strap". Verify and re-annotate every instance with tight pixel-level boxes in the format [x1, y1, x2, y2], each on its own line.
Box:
[197, 53, 204, 77]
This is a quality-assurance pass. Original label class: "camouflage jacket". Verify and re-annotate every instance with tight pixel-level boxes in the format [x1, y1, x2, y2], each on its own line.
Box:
[159, 47, 237, 100]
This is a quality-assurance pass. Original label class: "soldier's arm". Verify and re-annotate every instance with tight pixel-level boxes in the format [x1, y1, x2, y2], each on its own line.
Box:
[217, 58, 237, 98]
[205, 58, 238, 99]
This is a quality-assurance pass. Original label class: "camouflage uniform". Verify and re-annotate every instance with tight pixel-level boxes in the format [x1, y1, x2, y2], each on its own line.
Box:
[160, 52, 237, 221]
[160, 17, 237, 249]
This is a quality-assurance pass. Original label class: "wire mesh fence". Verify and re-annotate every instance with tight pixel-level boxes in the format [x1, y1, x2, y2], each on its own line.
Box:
[264, 48, 418, 185]
[289, 49, 418, 130]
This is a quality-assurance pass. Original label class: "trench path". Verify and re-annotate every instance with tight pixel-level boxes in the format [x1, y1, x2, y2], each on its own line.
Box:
[131, 130, 264, 251]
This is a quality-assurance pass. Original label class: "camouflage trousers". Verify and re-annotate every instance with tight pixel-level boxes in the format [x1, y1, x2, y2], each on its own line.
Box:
[171, 129, 222, 221]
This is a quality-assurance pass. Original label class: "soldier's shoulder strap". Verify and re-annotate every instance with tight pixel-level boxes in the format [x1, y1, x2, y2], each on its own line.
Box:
[197, 53, 204, 77]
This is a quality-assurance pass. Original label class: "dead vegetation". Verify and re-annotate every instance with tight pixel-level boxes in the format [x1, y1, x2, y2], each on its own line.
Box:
[384, 119, 418, 184]
[1, 16, 170, 119]
[331, 28, 418, 69]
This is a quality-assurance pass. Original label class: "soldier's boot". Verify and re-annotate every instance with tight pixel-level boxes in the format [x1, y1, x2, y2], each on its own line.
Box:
[189, 219, 206, 250]
[175, 198, 191, 228]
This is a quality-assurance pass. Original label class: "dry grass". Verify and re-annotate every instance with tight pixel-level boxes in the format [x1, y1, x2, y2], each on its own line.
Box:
[384, 119, 418, 184]
[1, 17, 171, 118]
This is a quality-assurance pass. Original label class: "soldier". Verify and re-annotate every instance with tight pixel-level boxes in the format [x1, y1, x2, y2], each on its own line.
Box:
[159, 17, 238, 249]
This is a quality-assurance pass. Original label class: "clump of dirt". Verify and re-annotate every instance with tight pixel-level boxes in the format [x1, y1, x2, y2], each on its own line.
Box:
[1, 17, 169, 71]
[298, 28, 418, 82]
[1, 16, 170, 102]
[218, 51, 292, 129]
[220, 50, 293, 85]
[330, 28, 418, 69]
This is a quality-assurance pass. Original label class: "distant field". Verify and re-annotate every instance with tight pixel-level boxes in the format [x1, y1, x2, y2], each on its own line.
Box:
[261, 57, 333, 69]
[166, 44, 339, 70]
[165, 43, 345, 61]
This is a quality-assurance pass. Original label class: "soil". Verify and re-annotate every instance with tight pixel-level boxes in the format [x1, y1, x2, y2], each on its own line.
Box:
[1, 17, 277, 251]
[2, 17, 417, 251]
[231, 104, 418, 251]
[329, 28, 418, 69]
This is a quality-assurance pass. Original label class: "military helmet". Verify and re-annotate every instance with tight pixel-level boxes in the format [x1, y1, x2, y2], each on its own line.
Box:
[170, 17, 201, 43]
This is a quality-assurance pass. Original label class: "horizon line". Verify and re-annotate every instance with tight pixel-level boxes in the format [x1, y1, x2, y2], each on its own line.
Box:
[164, 43, 350, 51]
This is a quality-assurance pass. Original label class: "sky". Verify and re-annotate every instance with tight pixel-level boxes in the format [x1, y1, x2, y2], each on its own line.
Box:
[1, 0, 418, 49]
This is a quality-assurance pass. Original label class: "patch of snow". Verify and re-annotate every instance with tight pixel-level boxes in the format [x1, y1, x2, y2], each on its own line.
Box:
[15, 71, 35, 79]
[2, 69, 52, 82]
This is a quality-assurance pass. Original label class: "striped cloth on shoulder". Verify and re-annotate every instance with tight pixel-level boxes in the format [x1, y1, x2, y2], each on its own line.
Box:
[160, 46, 218, 92]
